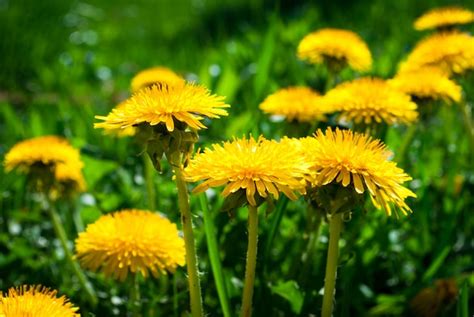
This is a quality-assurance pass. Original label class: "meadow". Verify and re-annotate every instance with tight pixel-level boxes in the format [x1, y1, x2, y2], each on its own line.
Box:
[0, 0, 473, 316]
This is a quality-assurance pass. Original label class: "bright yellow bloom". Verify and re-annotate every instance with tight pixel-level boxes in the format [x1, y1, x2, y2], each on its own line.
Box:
[4, 136, 86, 192]
[259, 87, 331, 122]
[131, 66, 185, 93]
[95, 83, 229, 132]
[184, 136, 310, 206]
[103, 101, 137, 137]
[389, 67, 462, 103]
[297, 28, 372, 71]
[307, 128, 416, 216]
[322, 77, 418, 125]
[414, 6, 474, 30]
[0, 285, 79, 317]
[399, 31, 474, 75]
[75, 209, 185, 281]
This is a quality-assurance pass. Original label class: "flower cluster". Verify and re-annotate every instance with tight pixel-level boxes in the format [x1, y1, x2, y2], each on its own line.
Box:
[95, 83, 229, 132]
[75, 209, 185, 281]
[259, 87, 331, 122]
[0, 285, 79, 317]
[399, 31, 474, 75]
[389, 67, 462, 103]
[184, 136, 310, 206]
[297, 28, 372, 71]
[414, 6, 474, 30]
[4, 136, 86, 194]
[303, 128, 416, 216]
[322, 77, 418, 125]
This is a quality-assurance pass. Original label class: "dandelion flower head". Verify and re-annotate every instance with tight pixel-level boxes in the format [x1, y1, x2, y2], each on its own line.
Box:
[4, 136, 85, 192]
[389, 67, 462, 103]
[131, 66, 185, 93]
[322, 77, 418, 125]
[0, 285, 79, 317]
[259, 87, 332, 122]
[75, 209, 185, 281]
[184, 136, 310, 206]
[297, 28, 372, 71]
[399, 31, 474, 75]
[95, 83, 229, 132]
[414, 6, 474, 31]
[306, 128, 416, 216]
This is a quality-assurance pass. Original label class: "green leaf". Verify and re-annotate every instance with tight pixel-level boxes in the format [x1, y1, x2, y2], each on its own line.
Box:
[81, 154, 119, 189]
[270, 280, 304, 314]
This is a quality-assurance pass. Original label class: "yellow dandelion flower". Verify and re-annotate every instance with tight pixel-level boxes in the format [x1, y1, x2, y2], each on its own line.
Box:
[297, 28, 372, 71]
[184, 136, 310, 206]
[95, 83, 229, 132]
[75, 209, 185, 281]
[259, 87, 331, 122]
[102, 101, 137, 137]
[322, 77, 418, 125]
[307, 128, 416, 216]
[389, 67, 462, 103]
[0, 285, 79, 317]
[399, 31, 474, 75]
[131, 66, 185, 93]
[4, 136, 86, 192]
[414, 6, 474, 31]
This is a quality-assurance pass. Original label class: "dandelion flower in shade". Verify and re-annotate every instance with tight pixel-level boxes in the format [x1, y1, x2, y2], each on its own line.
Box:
[399, 31, 474, 75]
[307, 128, 416, 216]
[414, 6, 474, 31]
[184, 136, 310, 206]
[95, 83, 229, 132]
[75, 209, 185, 281]
[297, 28, 372, 71]
[322, 77, 418, 125]
[131, 66, 185, 93]
[259, 87, 332, 122]
[389, 67, 462, 103]
[0, 285, 79, 317]
[4, 136, 86, 192]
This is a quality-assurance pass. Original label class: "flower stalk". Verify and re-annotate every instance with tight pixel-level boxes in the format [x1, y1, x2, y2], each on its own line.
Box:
[171, 153, 204, 317]
[240, 204, 259, 317]
[44, 198, 97, 307]
[321, 212, 343, 317]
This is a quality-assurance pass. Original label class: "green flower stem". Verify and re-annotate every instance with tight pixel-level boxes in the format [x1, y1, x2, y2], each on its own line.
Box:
[46, 204, 98, 307]
[396, 124, 418, 167]
[299, 209, 322, 286]
[459, 101, 474, 161]
[172, 163, 204, 317]
[240, 204, 259, 317]
[143, 154, 157, 211]
[130, 274, 141, 317]
[321, 213, 343, 317]
[199, 194, 232, 317]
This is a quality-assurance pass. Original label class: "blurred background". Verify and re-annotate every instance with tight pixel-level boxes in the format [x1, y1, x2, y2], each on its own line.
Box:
[1, 0, 473, 316]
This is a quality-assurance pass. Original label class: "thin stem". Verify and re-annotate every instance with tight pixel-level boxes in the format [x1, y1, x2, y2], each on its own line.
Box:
[240, 205, 259, 317]
[299, 209, 322, 286]
[321, 213, 343, 317]
[143, 154, 157, 211]
[199, 194, 232, 317]
[459, 101, 474, 162]
[130, 274, 141, 317]
[172, 162, 203, 317]
[71, 200, 84, 233]
[46, 203, 98, 306]
[396, 124, 418, 167]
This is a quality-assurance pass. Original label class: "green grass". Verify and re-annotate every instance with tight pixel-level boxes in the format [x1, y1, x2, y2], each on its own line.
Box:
[1, 0, 473, 316]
